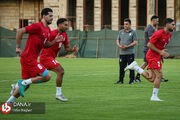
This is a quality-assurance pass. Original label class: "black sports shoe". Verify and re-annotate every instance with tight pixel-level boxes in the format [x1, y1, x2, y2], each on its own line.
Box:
[115, 81, 124, 84]
[135, 74, 141, 82]
[129, 81, 134, 84]
[161, 78, 168, 82]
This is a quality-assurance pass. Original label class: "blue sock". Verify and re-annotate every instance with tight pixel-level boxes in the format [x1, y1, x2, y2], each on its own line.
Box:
[38, 80, 44, 83]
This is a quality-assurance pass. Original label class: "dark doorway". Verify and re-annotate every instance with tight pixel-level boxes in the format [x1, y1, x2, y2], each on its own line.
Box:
[68, 0, 76, 30]
[19, 19, 28, 28]
[137, 0, 147, 30]
[119, 0, 129, 29]
[85, 0, 94, 31]
[158, 0, 166, 28]
[102, 0, 111, 29]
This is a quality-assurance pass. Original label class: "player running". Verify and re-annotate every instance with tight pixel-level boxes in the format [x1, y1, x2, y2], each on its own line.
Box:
[10, 18, 78, 102]
[6, 8, 62, 105]
[40, 18, 78, 101]
[124, 18, 175, 101]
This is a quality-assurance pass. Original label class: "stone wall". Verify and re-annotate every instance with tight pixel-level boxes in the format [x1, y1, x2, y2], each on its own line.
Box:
[129, 0, 137, 29]
[94, 0, 101, 31]
[0, 0, 43, 30]
[111, 0, 119, 30]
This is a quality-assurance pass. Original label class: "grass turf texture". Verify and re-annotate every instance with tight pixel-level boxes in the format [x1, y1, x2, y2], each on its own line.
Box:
[0, 58, 180, 120]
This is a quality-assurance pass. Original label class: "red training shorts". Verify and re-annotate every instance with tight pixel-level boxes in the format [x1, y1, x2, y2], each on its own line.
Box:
[39, 56, 60, 70]
[20, 57, 47, 79]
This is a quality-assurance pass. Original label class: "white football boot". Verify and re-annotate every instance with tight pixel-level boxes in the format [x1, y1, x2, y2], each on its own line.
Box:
[150, 96, 163, 101]
[56, 95, 68, 102]
[124, 61, 138, 71]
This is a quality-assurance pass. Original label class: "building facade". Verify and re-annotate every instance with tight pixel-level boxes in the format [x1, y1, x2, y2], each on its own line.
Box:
[0, 0, 180, 31]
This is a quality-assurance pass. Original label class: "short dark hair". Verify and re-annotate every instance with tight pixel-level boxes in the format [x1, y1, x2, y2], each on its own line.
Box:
[163, 18, 174, 26]
[124, 18, 131, 24]
[41, 8, 53, 18]
[57, 18, 68, 26]
[151, 15, 159, 21]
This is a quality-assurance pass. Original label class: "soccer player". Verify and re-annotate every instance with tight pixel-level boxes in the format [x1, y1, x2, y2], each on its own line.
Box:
[124, 18, 175, 101]
[6, 8, 62, 105]
[10, 18, 78, 102]
[135, 15, 168, 82]
[39, 18, 78, 101]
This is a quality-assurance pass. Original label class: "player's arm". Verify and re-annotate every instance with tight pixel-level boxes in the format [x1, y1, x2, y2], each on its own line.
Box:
[64, 44, 78, 53]
[44, 35, 63, 48]
[148, 31, 169, 58]
[16, 27, 27, 55]
[147, 43, 169, 58]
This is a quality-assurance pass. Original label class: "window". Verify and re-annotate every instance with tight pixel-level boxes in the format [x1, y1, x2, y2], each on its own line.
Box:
[19, 19, 28, 28]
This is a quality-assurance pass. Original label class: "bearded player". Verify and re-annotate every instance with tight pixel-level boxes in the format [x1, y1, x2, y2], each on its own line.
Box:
[40, 18, 78, 101]
[10, 18, 78, 102]
[125, 18, 175, 101]
[6, 8, 63, 105]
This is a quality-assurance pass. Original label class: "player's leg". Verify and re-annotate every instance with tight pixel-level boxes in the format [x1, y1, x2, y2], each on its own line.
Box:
[10, 72, 50, 95]
[135, 61, 148, 81]
[51, 65, 68, 101]
[18, 69, 51, 97]
[135, 51, 148, 82]
[124, 61, 155, 82]
[6, 85, 30, 105]
[52, 65, 64, 87]
[40, 57, 68, 101]
[7, 63, 51, 105]
[150, 69, 163, 101]
[6, 71, 51, 105]
[146, 69, 156, 82]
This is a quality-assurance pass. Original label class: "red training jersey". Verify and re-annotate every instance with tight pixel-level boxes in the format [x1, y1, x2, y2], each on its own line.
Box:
[21, 22, 51, 61]
[40, 29, 69, 58]
[146, 29, 172, 59]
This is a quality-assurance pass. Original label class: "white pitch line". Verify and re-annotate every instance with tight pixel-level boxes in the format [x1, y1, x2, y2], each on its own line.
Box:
[0, 72, 118, 83]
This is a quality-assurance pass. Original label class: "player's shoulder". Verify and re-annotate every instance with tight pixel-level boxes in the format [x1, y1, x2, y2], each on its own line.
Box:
[61, 32, 68, 37]
[154, 29, 163, 35]
[51, 29, 58, 33]
[51, 29, 58, 35]
[34, 22, 43, 27]
[26, 22, 41, 28]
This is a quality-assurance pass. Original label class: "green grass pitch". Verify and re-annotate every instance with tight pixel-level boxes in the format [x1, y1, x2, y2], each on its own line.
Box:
[0, 58, 180, 120]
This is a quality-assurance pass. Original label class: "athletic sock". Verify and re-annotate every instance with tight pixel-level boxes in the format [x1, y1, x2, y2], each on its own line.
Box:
[56, 87, 62, 96]
[152, 88, 159, 97]
[6, 96, 17, 104]
[134, 65, 144, 74]
[22, 79, 32, 86]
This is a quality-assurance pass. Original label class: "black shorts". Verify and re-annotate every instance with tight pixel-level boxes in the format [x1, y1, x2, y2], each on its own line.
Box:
[144, 51, 148, 62]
